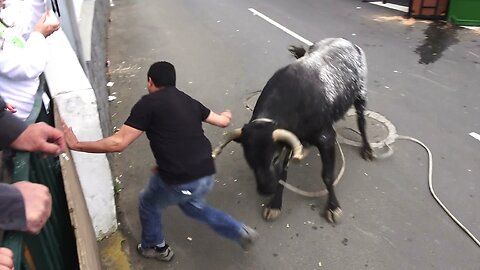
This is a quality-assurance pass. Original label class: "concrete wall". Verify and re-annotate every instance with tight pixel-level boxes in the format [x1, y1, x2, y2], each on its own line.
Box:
[45, 29, 117, 239]
[47, 0, 116, 239]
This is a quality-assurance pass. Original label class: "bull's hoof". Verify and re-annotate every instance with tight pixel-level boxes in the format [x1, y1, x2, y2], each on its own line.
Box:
[361, 147, 374, 161]
[263, 207, 281, 221]
[325, 207, 343, 223]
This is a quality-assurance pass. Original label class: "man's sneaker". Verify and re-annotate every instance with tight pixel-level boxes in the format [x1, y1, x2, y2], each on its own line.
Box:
[238, 225, 259, 251]
[137, 243, 174, 262]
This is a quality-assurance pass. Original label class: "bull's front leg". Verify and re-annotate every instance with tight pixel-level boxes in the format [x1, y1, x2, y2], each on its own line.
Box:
[316, 129, 343, 223]
[263, 182, 284, 221]
[263, 148, 291, 221]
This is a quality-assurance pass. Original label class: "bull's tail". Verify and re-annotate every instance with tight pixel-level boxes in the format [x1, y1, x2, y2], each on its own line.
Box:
[288, 45, 306, 59]
[354, 44, 367, 72]
[354, 44, 368, 96]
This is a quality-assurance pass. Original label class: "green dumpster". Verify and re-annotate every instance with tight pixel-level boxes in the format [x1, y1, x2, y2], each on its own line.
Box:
[447, 0, 480, 26]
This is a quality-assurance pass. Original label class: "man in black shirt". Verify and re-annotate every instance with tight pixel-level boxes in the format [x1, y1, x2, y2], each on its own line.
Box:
[63, 61, 258, 262]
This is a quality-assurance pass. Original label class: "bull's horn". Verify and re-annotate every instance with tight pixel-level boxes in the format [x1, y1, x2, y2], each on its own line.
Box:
[212, 128, 242, 159]
[272, 129, 305, 161]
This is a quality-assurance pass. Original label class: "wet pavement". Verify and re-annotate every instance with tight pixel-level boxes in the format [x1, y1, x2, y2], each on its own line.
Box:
[415, 21, 460, 64]
[104, 0, 480, 269]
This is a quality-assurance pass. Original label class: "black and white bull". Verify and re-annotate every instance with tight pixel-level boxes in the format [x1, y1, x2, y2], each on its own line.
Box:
[213, 38, 373, 223]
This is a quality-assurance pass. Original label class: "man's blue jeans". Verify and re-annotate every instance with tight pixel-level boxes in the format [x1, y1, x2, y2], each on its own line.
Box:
[139, 174, 245, 247]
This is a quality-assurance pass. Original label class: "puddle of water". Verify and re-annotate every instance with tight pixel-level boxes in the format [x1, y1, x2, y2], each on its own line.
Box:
[415, 21, 460, 64]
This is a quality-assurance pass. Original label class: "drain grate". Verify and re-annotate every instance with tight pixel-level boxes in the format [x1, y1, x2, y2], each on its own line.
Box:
[335, 109, 397, 149]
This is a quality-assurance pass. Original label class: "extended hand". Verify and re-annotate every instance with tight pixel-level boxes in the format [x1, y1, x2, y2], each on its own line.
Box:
[12, 181, 52, 235]
[61, 120, 79, 150]
[220, 110, 232, 120]
[10, 122, 65, 155]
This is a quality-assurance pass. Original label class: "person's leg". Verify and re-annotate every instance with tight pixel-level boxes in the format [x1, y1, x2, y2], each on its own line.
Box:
[177, 175, 258, 249]
[138, 174, 176, 260]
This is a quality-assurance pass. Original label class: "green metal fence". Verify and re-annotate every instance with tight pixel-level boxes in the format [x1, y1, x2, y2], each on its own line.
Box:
[0, 101, 79, 269]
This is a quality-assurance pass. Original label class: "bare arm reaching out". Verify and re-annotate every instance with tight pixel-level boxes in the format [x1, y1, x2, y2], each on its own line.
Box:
[205, 110, 232, 128]
[63, 122, 143, 153]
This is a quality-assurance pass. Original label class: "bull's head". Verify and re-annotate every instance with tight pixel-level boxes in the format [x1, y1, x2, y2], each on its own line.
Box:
[213, 122, 305, 195]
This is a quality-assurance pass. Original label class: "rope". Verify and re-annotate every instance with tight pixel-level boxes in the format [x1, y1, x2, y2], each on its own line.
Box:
[279, 139, 345, 197]
[279, 133, 480, 247]
[239, 103, 478, 247]
[396, 135, 480, 247]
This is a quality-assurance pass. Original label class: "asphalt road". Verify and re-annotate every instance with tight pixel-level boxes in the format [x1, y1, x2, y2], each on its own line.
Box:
[106, 0, 480, 269]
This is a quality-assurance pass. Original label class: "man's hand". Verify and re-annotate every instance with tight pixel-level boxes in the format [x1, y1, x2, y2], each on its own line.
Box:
[205, 110, 232, 128]
[10, 122, 65, 155]
[220, 110, 232, 121]
[0, 248, 14, 270]
[12, 181, 52, 235]
[34, 12, 60, 38]
[61, 121, 79, 150]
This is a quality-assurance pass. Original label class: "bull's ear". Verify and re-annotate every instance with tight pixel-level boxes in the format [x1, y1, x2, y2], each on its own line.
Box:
[288, 45, 306, 59]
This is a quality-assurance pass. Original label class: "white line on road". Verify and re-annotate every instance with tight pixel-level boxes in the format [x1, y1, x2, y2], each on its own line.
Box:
[248, 8, 313, 46]
[369, 1, 409, 13]
[470, 132, 480, 142]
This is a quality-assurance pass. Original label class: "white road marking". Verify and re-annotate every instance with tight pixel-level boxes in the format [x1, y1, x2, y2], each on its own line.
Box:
[409, 73, 455, 92]
[248, 8, 313, 46]
[369, 1, 408, 13]
[469, 132, 480, 142]
[468, 51, 480, 58]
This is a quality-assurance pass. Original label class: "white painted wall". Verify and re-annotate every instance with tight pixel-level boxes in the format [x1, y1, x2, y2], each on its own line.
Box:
[44, 30, 117, 239]
[72, 0, 84, 22]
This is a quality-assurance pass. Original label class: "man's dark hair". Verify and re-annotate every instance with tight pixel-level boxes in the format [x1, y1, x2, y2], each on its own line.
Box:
[148, 61, 176, 87]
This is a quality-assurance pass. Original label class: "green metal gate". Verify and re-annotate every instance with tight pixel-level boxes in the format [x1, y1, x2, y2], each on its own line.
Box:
[0, 98, 79, 269]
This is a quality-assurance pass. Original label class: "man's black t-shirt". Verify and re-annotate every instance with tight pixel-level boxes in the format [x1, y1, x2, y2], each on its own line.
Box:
[125, 86, 215, 185]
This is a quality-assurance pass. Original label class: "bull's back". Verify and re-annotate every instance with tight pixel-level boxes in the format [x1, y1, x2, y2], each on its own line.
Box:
[253, 38, 366, 137]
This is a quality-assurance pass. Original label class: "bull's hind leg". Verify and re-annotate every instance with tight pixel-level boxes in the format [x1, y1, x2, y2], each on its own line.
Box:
[316, 128, 343, 223]
[263, 148, 290, 221]
[354, 96, 374, 160]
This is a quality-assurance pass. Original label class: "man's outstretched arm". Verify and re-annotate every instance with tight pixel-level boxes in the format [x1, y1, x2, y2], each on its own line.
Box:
[205, 110, 232, 128]
[63, 122, 143, 153]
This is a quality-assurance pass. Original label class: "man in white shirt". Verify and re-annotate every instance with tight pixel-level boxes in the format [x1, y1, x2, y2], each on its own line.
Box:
[0, 0, 59, 121]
